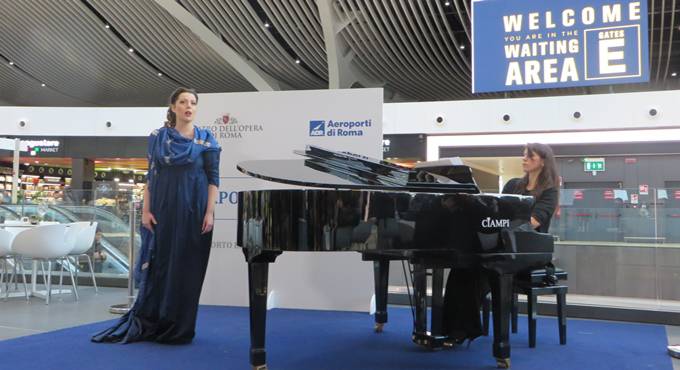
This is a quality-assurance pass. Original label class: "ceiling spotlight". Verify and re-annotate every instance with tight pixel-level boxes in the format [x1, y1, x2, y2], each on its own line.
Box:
[105, 24, 110, 29]
[157, 72, 163, 77]
[128, 48, 134, 53]
[673, 72, 678, 77]
[445, 1, 451, 5]
[264, 23, 270, 28]
[460, 45, 466, 50]
[41, 83, 46, 87]
[295, 59, 301, 64]
[8, 61, 14, 66]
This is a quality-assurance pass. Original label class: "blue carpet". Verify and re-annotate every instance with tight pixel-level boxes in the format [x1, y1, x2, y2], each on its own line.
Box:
[0, 305, 672, 370]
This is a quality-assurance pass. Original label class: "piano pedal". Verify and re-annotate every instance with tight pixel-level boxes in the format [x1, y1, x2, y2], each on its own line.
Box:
[495, 358, 511, 368]
[374, 323, 385, 333]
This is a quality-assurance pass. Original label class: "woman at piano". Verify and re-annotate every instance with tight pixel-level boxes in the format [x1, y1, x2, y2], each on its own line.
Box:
[92, 87, 221, 344]
[501, 142, 559, 232]
[443, 142, 559, 344]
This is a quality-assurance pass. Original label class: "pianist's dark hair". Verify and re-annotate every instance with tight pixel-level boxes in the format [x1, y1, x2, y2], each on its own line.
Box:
[517, 143, 560, 199]
[165, 87, 198, 128]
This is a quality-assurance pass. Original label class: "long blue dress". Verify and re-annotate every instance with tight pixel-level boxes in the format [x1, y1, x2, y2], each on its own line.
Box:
[92, 126, 221, 344]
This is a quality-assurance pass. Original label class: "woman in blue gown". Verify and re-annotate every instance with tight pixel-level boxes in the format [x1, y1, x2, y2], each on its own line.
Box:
[92, 87, 220, 344]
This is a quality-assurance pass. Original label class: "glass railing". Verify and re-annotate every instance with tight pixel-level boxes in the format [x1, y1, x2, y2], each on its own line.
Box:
[549, 187, 680, 310]
[1, 189, 140, 283]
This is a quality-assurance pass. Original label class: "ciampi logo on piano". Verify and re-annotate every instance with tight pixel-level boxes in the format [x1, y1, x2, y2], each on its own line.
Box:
[481, 217, 510, 228]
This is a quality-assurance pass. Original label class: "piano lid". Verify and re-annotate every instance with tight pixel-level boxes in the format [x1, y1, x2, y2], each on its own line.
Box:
[237, 145, 480, 193]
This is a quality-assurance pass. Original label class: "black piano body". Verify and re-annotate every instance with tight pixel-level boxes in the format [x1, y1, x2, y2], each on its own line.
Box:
[237, 146, 554, 369]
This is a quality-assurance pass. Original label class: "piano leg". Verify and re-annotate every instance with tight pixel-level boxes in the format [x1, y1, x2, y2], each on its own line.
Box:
[430, 268, 445, 337]
[373, 259, 389, 333]
[489, 272, 513, 369]
[248, 261, 270, 370]
[410, 265, 450, 349]
[412, 263, 428, 344]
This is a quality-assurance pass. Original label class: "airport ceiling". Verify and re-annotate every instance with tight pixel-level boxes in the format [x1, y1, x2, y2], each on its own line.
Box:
[0, 0, 678, 107]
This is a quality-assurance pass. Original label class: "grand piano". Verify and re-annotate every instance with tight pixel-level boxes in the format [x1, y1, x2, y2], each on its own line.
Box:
[237, 146, 555, 369]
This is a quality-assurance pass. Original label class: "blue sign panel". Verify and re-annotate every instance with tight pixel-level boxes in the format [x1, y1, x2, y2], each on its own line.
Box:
[472, 0, 649, 93]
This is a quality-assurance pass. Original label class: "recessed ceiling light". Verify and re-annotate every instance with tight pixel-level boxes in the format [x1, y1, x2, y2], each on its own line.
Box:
[8, 61, 14, 66]
[128, 48, 134, 53]
[105, 24, 110, 29]
[264, 23, 270, 28]
[295, 59, 300, 64]
[673, 72, 678, 77]
[460, 45, 466, 50]
[445, 1, 451, 5]
[157, 72, 163, 77]
[41, 83, 46, 87]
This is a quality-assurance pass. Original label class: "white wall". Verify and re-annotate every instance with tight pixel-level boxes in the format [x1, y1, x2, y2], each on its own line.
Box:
[383, 90, 680, 135]
[0, 107, 165, 136]
[3, 89, 680, 138]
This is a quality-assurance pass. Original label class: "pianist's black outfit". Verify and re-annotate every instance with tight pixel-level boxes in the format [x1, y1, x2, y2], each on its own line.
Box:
[502, 178, 558, 233]
[442, 178, 558, 343]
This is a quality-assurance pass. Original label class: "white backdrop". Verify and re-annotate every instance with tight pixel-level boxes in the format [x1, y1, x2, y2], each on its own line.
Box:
[194, 89, 383, 312]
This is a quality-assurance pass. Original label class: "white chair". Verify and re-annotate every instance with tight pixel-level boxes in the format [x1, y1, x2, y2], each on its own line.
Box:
[66, 221, 98, 295]
[0, 229, 27, 300]
[12, 224, 76, 304]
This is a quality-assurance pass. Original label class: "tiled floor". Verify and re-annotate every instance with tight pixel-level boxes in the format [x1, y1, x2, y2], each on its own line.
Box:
[0, 286, 127, 340]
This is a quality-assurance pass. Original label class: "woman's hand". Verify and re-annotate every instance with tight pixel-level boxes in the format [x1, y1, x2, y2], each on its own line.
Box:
[142, 211, 157, 232]
[202, 212, 214, 234]
[530, 216, 541, 229]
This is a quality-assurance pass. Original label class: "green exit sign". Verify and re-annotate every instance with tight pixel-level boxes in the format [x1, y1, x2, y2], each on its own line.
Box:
[583, 158, 605, 172]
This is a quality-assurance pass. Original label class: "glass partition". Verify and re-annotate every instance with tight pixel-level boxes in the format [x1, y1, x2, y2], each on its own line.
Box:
[1, 189, 140, 285]
[550, 187, 680, 310]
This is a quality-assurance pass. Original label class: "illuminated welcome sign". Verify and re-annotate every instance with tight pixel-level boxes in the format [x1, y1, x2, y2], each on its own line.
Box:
[472, 0, 649, 93]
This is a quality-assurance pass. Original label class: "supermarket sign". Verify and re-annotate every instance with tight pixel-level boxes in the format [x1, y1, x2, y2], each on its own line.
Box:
[21, 140, 60, 155]
[472, 0, 649, 93]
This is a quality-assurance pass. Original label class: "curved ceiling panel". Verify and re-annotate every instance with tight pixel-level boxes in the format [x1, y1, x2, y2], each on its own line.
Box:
[178, 0, 326, 90]
[0, 0, 677, 106]
[333, 0, 475, 101]
[257, 0, 328, 79]
[0, 61, 95, 106]
[88, 0, 254, 93]
[0, 0, 179, 106]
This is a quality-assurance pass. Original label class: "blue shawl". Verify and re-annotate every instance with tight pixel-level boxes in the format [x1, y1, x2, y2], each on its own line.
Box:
[146, 126, 221, 187]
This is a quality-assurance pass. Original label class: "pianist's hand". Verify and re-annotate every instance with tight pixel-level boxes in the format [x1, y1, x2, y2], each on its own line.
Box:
[202, 213, 214, 234]
[142, 211, 157, 232]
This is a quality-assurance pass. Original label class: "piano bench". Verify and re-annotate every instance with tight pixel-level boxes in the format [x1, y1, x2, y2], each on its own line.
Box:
[481, 269, 568, 348]
[512, 282, 568, 348]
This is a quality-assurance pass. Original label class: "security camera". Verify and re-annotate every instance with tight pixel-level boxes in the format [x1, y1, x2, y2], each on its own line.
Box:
[19, 120, 26, 127]
[649, 108, 658, 117]
[106, 121, 112, 128]
[573, 111, 581, 119]
[502, 114, 510, 122]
